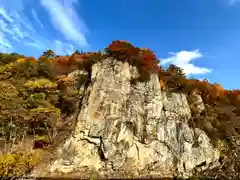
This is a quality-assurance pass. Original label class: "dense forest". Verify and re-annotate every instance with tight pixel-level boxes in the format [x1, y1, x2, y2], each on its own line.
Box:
[0, 40, 240, 178]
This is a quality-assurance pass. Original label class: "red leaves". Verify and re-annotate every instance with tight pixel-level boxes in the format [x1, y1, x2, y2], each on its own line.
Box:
[105, 40, 140, 61]
[139, 48, 159, 72]
[106, 40, 134, 52]
[105, 41, 160, 81]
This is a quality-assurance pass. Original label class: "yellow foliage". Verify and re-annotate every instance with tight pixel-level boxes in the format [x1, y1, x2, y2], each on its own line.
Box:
[16, 58, 25, 63]
[215, 140, 229, 156]
[0, 82, 18, 98]
[0, 150, 41, 177]
[24, 78, 57, 89]
[0, 63, 14, 74]
[34, 135, 50, 144]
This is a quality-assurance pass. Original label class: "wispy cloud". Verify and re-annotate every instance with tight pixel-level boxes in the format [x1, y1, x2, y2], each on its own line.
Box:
[161, 50, 212, 75]
[40, 0, 88, 47]
[0, 3, 79, 56]
[0, 7, 13, 22]
[0, 7, 15, 52]
[0, 6, 34, 51]
[0, 19, 14, 35]
[31, 9, 44, 28]
[0, 31, 12, 53]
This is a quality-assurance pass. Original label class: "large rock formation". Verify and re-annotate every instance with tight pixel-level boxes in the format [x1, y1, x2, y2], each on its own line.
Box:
[39, 58, 220, 178]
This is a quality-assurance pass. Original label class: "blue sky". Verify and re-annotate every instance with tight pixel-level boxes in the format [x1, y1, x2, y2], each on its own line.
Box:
[0, 0, 240, 89]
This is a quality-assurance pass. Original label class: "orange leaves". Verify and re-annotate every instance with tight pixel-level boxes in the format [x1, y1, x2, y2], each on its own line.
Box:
[56, 75, 73, 89]
[232, 89, 240, 96]
[37, 51, 103, 76]
[17, 57, 38, 64]
[54, 53, 89, 66]
[211, 83, 225, 98]
[35, 40, 161, 81]
[25, 57, 38, 64]
[75, 54, 88, 63]
[177, 78, 239, 105]
[224, 89, 240, 105]
[160, 79, 166, 90]
[69, 53, 89, 64]
[50, 56, 76, 76]
[69, 52, 103, 73]
[54, 56, 72, 65]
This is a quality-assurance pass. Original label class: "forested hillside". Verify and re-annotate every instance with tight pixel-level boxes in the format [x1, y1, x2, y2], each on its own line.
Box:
[0, 40, 240, 179]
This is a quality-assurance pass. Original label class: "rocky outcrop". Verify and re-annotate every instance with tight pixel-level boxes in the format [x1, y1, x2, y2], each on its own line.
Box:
[41, 58, 220, 178]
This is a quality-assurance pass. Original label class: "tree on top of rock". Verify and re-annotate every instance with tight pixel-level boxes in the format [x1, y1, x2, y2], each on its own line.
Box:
[42, 49, 56, 59]
[104, 40, 140, 62]
[167, 64, 185, 77]
[104, 40, 160, 82]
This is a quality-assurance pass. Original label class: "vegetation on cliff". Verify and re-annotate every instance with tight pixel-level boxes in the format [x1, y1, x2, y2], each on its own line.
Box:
[0, 41, 239, 178]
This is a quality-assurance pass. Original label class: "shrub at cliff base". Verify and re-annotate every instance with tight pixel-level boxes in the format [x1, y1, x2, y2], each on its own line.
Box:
[0, 150, 41, 177]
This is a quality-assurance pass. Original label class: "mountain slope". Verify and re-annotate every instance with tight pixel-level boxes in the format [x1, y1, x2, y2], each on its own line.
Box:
[0, 41, 239, 179]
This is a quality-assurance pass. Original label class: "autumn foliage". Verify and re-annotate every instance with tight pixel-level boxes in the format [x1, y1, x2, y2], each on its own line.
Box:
[0, 40, 240, 178]
[105, 40, 139, 61]
[16, 57, 38, 64]
[0, 40, 239, 108]
[1, 41, 239, 106]
[105, 40, 159, 81]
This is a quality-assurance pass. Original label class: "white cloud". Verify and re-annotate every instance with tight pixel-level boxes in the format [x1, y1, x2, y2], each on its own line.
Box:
[31, 9, 44, 28]
[161, 50, 212, 75]
[40, 0, 88, 47]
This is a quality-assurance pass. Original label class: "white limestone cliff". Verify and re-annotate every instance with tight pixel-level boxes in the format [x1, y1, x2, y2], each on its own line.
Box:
[44, 58, 220, 178]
